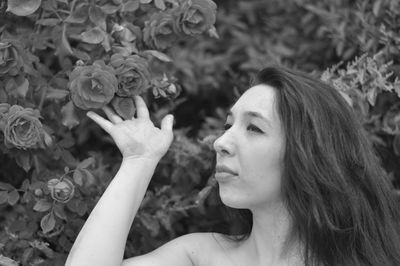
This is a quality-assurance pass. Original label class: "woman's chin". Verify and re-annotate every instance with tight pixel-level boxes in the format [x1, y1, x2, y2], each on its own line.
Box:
[219, 187, 248, 209]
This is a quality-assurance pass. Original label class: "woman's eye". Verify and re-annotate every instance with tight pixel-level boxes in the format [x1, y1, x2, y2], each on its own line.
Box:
[223, 123, 231, 130]
[248, 125, 263, 133]
[223, 123, 262, 133]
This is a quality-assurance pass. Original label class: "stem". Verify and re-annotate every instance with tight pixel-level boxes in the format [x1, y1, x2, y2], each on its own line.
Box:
[38, 85, 49, 111]
[59, 169, 75, 181]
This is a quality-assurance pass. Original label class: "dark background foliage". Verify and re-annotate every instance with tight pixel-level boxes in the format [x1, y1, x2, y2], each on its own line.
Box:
[0, 0, 400, 265]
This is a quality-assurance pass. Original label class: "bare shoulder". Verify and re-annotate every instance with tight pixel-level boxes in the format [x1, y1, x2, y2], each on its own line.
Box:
[122, 232, 236, 266]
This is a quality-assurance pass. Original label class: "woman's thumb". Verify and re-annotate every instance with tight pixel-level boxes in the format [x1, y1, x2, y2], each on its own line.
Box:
[161, 114, 174, 131]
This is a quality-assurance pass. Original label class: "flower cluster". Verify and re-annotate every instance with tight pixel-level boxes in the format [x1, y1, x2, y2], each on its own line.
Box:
[0, 104, 52, 150]
[143, 0, 217, 49]
[68, 60, 118, 110]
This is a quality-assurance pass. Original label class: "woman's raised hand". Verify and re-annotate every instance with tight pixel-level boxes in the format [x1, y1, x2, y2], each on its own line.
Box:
[86, 95, 174, 162]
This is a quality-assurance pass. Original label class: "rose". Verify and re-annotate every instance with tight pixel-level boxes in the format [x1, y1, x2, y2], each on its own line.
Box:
[177, 0, 217, 35]
[47, 178, 75, 203]
[68, 60, 118, 110]
[3, 105, 50, 150]
[110, 54, 150, 97]
[0, 40, 24, 76]
[112, 22, 142, 44]
[143, 11, 180, 50]
[0, 103, 10, 131]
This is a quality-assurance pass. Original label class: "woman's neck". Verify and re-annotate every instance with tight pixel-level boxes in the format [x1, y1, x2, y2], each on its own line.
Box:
[242, 201, 303, 265]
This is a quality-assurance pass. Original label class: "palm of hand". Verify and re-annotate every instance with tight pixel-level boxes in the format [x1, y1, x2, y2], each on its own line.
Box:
[86, 96, 174, 162]
[111, 118, 173, 160]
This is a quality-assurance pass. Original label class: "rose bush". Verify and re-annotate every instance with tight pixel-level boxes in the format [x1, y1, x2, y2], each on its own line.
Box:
[68, 60, 118, 110]
[1, 0, 400, 265]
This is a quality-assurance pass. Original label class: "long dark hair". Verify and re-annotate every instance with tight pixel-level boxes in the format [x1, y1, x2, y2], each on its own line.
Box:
[218, 66, 400, 265]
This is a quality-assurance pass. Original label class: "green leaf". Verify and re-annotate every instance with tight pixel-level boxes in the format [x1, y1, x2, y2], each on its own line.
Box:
[33, 199, 52, 212]
[53, 204, 67, 220]
[61, 23, 74, 55]
[77, 157, 95, 169]
[40, 212, 56, 233]
[0, 191, 8, 204]
[100, 4, 120, 14]
[76, 201, 88, 216]
[67, 198, 88, 216]
[121, 0, 139, 12]
[154, 0, 165, 10]
[0, 182, 15, 190]
[142, 50, 172, 62]
[16, 77, 29, 98]
[21, 248, 34, 265]
[0, 255, 19, 266]
[21, 179, 30, 190]
[111, 96, 136, 120]
[45, 87, 69, 100]
[66, 198, 81, 214]
[7, 0, 42, 16]
[64, 3, 89, 23]
[81, 168, 96, 186]
[0, 88, 7, 102]
[61, 101, 80, 129]
[8, 190, 20, 205]
[15, 152, 32, 172]
[80, 27, 105, 44]
[73, 169, 84, 186]
[60, 149, 78, 165]
[89, 5, 106, 30]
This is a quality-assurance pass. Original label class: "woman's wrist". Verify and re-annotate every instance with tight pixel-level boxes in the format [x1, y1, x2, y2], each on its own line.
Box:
[119, 156, 159, 183]
[121, 155, 160, 166]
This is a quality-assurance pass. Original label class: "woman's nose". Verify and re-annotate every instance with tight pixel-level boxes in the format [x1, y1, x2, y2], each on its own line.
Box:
[213, 131, 234, 156]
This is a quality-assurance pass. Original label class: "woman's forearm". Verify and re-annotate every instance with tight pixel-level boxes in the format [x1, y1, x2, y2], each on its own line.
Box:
[65, 157, 159, 266]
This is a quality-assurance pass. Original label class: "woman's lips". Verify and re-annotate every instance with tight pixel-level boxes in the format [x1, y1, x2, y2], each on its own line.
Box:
[215, 172, 238, 182]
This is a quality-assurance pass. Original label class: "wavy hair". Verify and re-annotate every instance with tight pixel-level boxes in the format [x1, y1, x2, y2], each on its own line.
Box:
[218, 66, 400, 265]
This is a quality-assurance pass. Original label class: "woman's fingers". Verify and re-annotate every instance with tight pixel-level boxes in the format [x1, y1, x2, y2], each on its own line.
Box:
[87, 111, 113, 133]
[161, 114, 174, 132]
[102, 106, 123, 124]
[134, 95, 150, 119]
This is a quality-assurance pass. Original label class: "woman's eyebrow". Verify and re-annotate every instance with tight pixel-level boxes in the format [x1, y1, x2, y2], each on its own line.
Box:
[227, 110, 272, 127]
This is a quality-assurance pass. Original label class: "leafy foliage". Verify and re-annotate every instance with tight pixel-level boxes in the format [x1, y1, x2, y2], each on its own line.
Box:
[0, 0, 400, 265]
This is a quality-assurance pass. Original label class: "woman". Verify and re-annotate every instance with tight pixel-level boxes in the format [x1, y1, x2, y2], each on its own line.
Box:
[66, 66, 400, 265]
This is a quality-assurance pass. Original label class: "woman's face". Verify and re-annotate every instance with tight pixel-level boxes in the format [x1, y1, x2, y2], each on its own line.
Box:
[213, 84, 286, 210]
